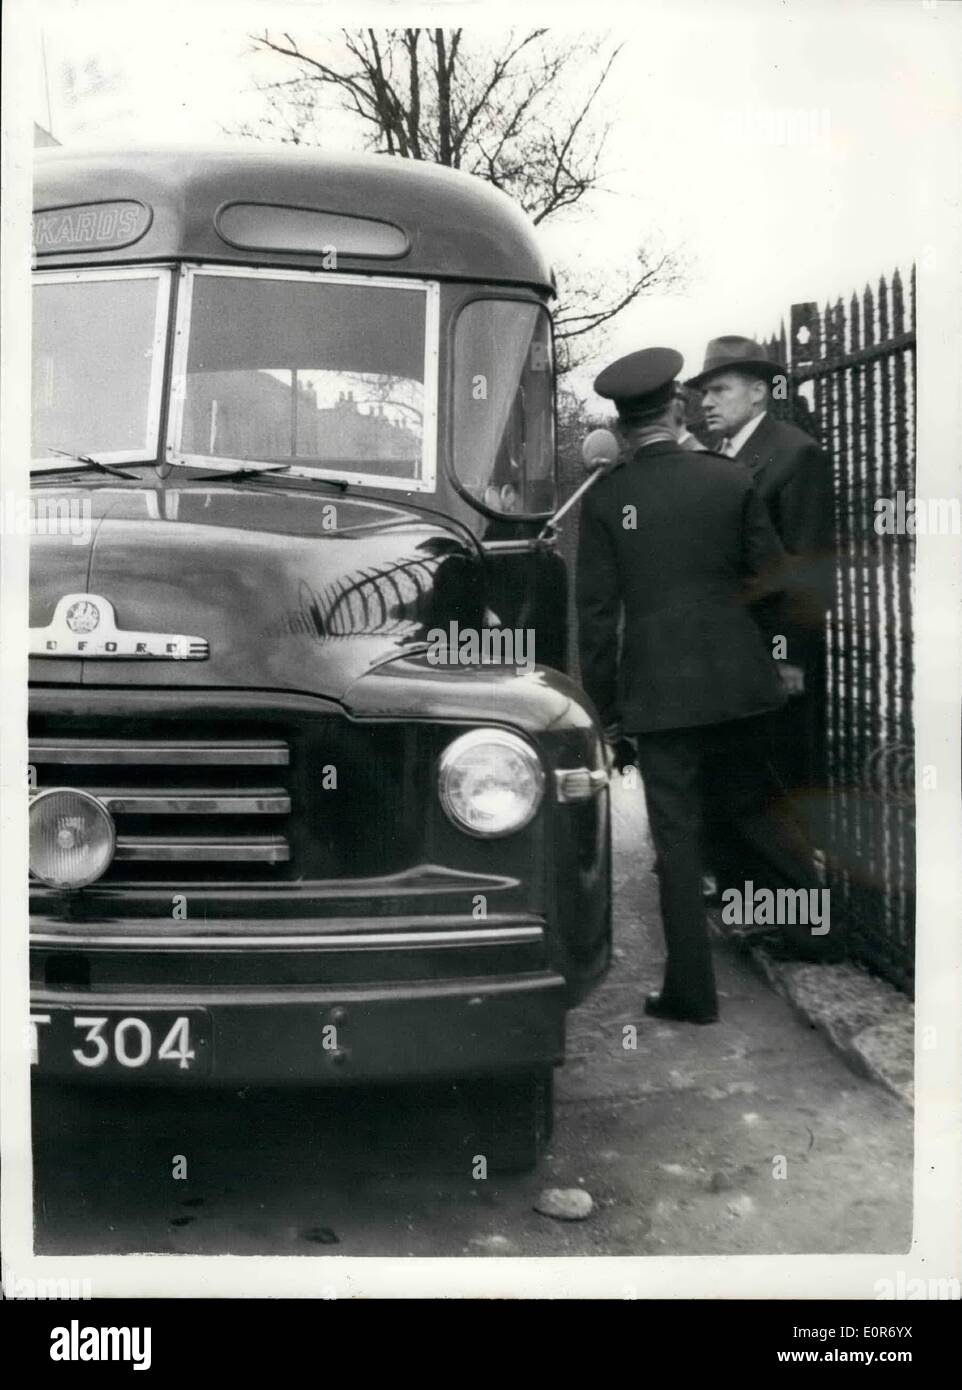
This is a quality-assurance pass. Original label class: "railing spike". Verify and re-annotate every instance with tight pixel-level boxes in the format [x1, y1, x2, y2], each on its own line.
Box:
[878, 273, 890, 339]
[850, 291, 861, 351]
[892, 266, 905, 336]
[863, 282, 876, 345]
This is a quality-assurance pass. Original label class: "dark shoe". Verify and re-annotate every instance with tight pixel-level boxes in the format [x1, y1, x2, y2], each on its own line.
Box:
[644, 992, 718, 1025]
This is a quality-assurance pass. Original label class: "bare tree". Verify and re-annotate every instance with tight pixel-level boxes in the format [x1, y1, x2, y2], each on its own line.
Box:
[552, 245, 683, 375]
[232, 26, 683, 372]
[556, 384, 607, 488]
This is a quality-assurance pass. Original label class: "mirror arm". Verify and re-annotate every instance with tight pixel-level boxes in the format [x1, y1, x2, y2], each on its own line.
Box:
[536, 466, 608, 544]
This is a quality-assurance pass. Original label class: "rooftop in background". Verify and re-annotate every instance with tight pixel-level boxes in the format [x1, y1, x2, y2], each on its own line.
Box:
[32, 145, 555, 291]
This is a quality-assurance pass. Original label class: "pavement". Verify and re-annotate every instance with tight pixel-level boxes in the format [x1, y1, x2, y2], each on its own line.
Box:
[31, 776, 914, 1261]
[743, 944, 915, 1106]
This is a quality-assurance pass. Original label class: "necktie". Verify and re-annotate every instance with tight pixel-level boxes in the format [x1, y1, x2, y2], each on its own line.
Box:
[720, 438, 735, 458]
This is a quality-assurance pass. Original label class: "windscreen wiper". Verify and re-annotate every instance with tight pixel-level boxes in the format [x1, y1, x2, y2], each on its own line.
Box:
[186, 461, 348, 490]
[34, 447, 142, 481]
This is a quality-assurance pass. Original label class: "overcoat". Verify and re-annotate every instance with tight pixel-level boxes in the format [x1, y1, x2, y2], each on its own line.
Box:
[732, 412, 835, 669]
[576, 438, 787, 733]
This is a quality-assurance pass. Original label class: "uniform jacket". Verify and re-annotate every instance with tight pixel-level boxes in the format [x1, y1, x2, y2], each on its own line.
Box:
[733, 412, 835, 668]
[678, 429, 708, 452]
[576, 438, 788, 734]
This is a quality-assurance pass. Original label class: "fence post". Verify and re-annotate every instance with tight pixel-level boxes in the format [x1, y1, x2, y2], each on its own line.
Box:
[789, 301, 820, 435]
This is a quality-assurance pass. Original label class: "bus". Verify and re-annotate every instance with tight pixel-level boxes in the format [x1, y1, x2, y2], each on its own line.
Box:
[27, 145, 611, 1167]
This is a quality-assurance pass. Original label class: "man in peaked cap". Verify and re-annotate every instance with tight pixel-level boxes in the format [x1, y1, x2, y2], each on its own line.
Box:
[689, 336, 835, 867]
[576, 347, 798, 1024]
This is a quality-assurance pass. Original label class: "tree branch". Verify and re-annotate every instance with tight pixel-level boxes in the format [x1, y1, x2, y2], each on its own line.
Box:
[235, 28, 684, 376]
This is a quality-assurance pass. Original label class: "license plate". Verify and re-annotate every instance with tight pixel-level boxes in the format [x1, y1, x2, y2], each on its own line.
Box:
[31, 1009, 211, 1076]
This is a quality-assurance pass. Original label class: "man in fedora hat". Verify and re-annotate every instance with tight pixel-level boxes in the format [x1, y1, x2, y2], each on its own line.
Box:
[576, 347, 794, 1024]
[689, 335, 835, 851]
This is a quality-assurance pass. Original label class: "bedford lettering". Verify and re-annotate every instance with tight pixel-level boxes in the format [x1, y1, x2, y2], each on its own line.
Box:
[49, 1320, 151, 1370]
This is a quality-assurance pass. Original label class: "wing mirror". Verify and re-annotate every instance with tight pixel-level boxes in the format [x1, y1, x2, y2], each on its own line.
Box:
[580, 427, 621, 472]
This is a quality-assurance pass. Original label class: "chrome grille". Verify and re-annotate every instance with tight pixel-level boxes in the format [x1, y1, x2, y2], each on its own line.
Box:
[29, 736, 292, 872]
[31, 738, 289, 766]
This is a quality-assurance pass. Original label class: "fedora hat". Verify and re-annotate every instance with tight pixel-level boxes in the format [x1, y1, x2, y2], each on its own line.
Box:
[687, 336, 783, 390]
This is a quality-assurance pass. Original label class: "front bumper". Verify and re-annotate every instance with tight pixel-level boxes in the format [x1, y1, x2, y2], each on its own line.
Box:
[30, 950, 567, 1085]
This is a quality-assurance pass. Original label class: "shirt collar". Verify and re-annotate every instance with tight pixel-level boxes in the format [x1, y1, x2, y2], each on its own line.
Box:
[630, 427, 678, 451]
[726, 410, 767, 456]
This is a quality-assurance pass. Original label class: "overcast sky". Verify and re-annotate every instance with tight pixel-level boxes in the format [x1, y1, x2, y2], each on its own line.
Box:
[27, 0, 961, 403]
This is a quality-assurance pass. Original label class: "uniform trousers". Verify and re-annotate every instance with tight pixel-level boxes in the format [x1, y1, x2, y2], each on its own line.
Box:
[633, 712, 823, 1017]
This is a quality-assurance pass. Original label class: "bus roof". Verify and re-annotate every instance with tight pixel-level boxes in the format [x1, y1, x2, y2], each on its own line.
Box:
[33, 145, 555, 292]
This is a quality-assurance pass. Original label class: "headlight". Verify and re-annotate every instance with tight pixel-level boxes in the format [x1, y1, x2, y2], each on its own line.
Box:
[29, 788, 116, 888]
[438, 729, 544, 837]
